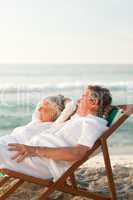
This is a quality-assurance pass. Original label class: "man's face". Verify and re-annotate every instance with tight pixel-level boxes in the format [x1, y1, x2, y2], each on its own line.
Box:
[77, 88, 99, 115]
[77, 88, 92, 114]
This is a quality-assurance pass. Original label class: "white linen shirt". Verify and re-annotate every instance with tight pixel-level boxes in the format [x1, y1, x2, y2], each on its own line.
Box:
[29, 114, 108, 181]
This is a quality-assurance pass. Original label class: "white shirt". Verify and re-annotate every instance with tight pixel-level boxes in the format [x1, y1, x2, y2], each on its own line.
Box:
[29, 114, 108, 181]
[10, 121, 53, 144]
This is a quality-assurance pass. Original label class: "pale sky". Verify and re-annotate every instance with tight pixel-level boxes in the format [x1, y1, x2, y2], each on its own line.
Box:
[0, 0, 133, 64]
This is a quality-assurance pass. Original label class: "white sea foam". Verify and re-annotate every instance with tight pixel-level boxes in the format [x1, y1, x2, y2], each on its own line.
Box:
[0, 81, 133, 93]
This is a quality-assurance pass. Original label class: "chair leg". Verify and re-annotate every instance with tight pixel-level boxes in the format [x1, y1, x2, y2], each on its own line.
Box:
[101, 139, 117, 200]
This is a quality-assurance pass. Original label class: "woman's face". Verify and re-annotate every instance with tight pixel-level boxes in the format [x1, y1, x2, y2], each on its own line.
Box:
[38, 100, 58, 122]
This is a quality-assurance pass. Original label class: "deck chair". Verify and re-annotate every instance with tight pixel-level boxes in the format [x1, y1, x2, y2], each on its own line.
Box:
[0, 104, 132, 200]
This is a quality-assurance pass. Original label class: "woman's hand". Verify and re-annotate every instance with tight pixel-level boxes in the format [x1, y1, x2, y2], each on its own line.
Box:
[8, 143, 36, 163]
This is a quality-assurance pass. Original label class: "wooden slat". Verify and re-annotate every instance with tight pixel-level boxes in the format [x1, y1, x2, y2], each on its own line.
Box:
[101, 114, 129, 140]
[0, 179, 24, 200]
[0, 169, 53, 187]
[0, 176, 10, 187]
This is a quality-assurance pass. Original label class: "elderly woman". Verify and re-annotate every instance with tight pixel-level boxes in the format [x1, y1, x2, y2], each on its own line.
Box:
[0, 95, 76, 146]
[32, 94, 75, 122]
[32, 95, 77, 123]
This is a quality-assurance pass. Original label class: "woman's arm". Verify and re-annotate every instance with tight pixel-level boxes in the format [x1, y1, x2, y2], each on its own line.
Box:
[55, 101, 77, 123]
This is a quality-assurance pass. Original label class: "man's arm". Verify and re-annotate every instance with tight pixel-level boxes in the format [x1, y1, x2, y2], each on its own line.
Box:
[8, 143, 90, 163]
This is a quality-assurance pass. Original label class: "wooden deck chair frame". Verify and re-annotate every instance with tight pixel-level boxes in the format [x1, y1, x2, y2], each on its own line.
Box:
[0, 104, 132, 200]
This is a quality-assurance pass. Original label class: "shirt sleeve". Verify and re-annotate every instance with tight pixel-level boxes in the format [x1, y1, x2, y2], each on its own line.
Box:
[54, 101, 77, 123]
[77, 120, 107, 148]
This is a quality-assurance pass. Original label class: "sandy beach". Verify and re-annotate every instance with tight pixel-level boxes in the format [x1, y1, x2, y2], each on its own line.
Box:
[0, 152, 133, 200]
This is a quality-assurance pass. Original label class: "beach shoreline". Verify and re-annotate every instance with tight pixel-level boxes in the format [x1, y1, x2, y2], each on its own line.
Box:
[85, 153, 133, 168]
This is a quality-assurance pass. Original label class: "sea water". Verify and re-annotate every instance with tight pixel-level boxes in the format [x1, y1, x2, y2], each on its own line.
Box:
[0, 64, 133, 148]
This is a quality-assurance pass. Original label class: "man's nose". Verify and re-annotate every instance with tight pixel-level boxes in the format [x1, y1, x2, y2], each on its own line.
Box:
[77, 99, 80, 104]
[38, 107, 43, 112]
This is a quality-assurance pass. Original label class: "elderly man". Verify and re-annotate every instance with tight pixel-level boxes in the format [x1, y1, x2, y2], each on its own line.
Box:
[0, 85, 112, 181]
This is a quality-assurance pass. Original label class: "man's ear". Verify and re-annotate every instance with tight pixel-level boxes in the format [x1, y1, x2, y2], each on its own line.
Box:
[91, 98, 99, 105]
[95, 98, 99, 105]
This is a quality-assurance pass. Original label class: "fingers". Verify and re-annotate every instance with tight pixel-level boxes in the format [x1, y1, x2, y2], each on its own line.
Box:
[16, 152, 28, 163]
[8, 143, 28, 163]
[8, 144, 20, 151]
[8, 143, 20, 146]
[8, 143, 23, 149]
[11, 152, 27, 163]
[11, 152, 21, 160]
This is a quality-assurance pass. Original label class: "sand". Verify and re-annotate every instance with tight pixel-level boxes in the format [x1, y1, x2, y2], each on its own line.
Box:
[0, 154, 133, 200]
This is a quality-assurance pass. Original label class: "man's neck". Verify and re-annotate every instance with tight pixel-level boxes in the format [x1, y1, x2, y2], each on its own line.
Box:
[77, 109, 97, 117]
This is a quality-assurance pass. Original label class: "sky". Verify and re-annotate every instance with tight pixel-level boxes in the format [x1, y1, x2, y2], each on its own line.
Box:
[0, 0, 133, 64]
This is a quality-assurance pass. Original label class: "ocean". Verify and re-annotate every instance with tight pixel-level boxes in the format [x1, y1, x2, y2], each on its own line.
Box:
[0, 64, 133, 148]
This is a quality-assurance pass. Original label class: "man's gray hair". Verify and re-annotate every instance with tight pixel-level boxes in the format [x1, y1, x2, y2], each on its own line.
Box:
[87, 85, 112, 117]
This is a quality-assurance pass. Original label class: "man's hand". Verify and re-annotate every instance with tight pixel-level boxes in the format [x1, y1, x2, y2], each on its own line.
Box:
[8, 143, 90, 163]
[125, 105, 133, 116]
[8, 143, 36, 163]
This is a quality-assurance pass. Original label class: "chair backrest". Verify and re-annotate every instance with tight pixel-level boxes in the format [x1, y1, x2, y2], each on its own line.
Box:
[106, 106, 123, 127]
[101, 104, 131, 140]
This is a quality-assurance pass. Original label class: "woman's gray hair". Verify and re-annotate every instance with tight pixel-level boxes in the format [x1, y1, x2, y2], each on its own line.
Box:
[45, 94, 66, 111]
[32, 94, 66, 122]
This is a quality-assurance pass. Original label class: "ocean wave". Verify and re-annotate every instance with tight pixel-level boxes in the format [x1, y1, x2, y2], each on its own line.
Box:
[0, 81, 133, 93]
[0, 115, 30, 129]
